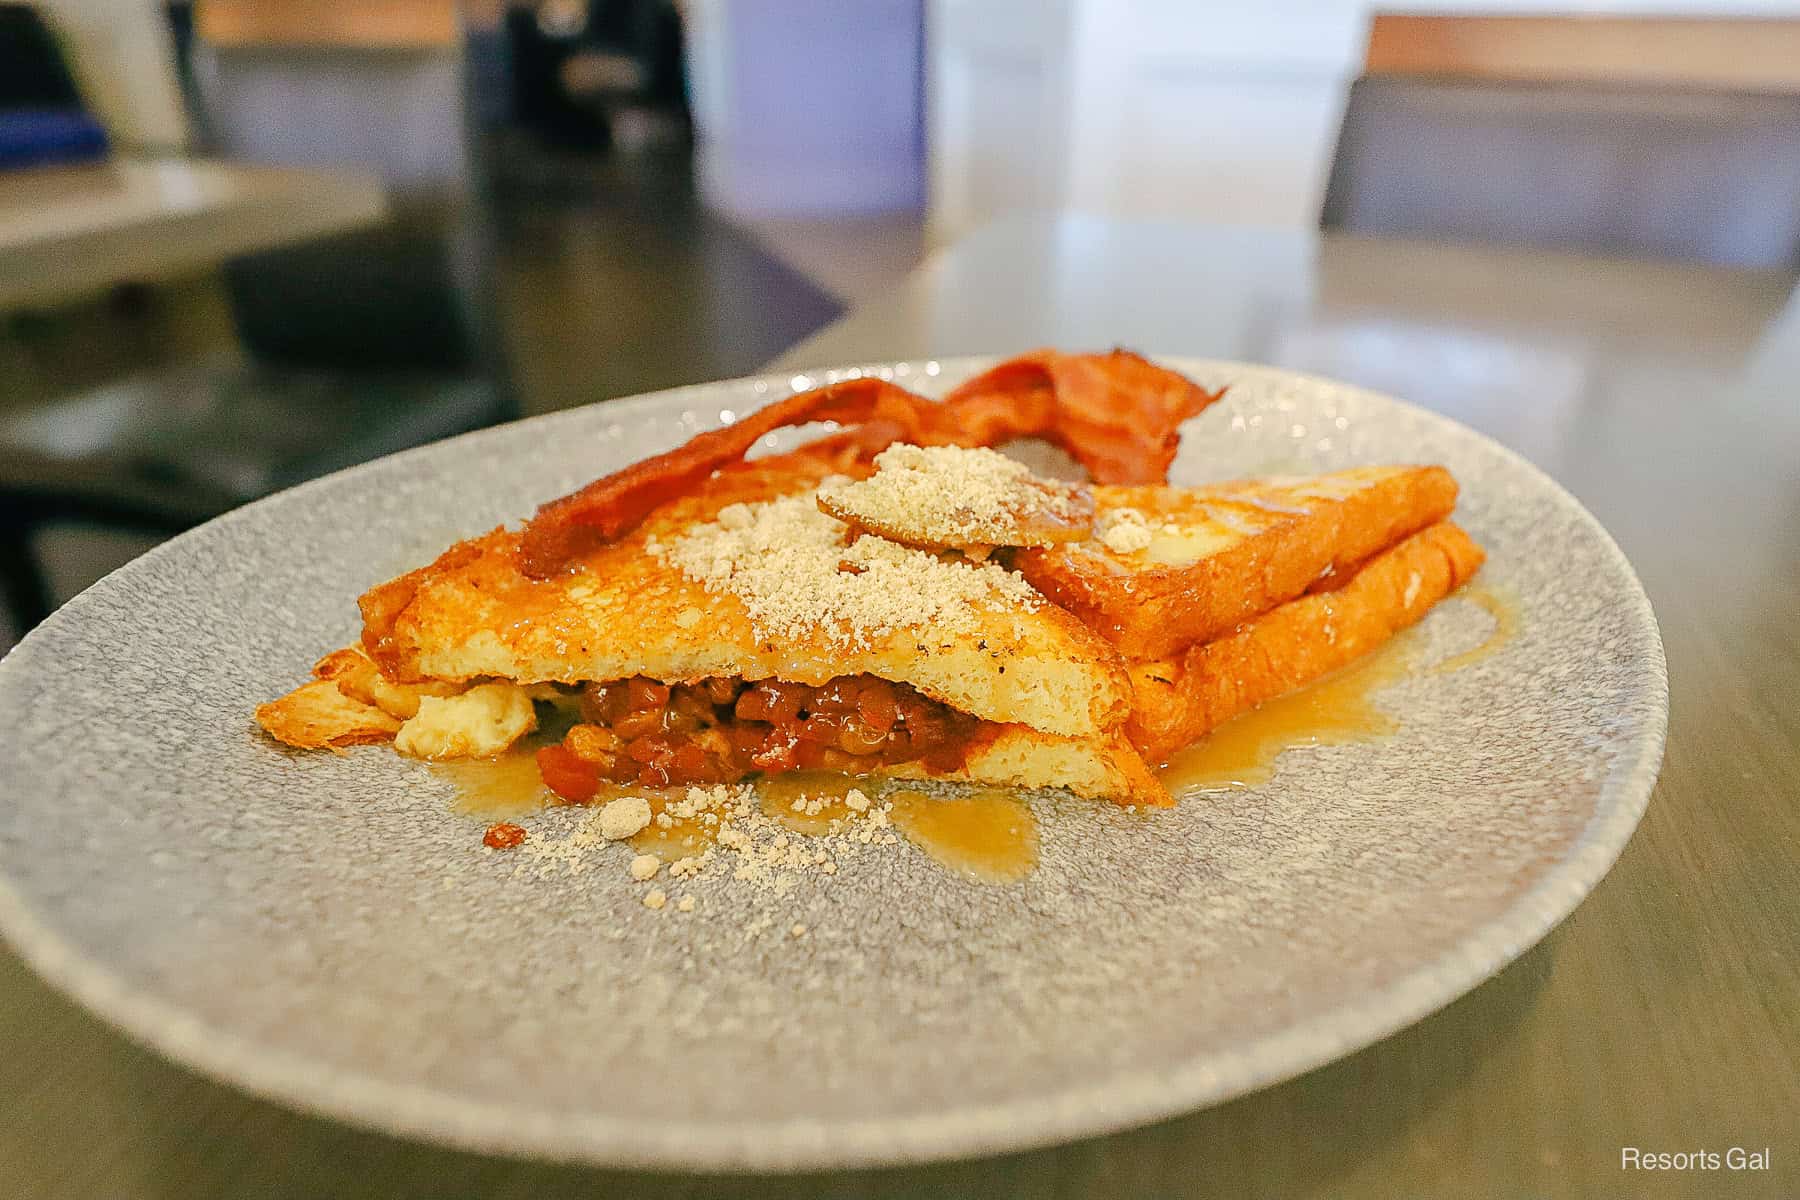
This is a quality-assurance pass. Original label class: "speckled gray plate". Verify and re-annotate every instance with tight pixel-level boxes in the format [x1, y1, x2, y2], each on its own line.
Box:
[0, 359, 1665, 1170]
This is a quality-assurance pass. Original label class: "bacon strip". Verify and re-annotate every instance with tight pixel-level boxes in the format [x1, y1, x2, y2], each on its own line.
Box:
[519, 378, 940, 576]
[518, 350, 1225, 576]
[940, 349, 1223, 483]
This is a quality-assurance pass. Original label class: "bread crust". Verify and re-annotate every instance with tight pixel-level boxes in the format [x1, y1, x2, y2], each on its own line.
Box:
[358, 456, 1134, 742]
[1126, 520, 1486, 763]
[1015, 466, 1459, 660]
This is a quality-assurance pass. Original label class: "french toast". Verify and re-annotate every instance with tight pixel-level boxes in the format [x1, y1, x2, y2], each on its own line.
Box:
[1012, 466, 1458, 661]
[264, 451, 1168, 806]
[255, 350, 1489, 829]
[1124, 521, 1486, 763]
[360, 455, 1133, 744]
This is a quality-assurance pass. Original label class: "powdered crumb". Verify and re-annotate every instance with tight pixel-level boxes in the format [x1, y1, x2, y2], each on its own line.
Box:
[1096, 507, 1154, 554]
[660, 489, 1042, 649]
[790, 923, 808, 937]
[509, 780, 940, 931]
[598, 795, 652, 840]
[815, 444, 1092, 549]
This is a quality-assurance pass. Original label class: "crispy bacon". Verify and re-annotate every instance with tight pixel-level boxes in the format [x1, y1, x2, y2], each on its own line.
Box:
[516, 350, 1224, 576]
[518, 377, 940, 576]
[940, 349, 1223, 484]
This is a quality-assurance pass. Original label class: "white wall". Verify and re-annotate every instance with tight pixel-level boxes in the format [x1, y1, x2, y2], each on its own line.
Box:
[926, 0, 1800, 243]
[927, 0, 1076, 243]
[928, 0, 1366, 242]
[686, 0, 926, 219]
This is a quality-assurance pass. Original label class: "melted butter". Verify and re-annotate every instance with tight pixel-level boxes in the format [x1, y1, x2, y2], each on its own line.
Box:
[1429, 584, 1519, 675]
[1160, 637, 1413, 794]
[1285, 471, 1386, 502]
[887, 787, 1039, 883]
[435, 749, 550, 817]
[1140, 519, 1241, 566]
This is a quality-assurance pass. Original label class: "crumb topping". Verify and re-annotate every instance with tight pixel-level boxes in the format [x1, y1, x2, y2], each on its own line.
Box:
[660, 491, 1041, 648]
[815, 444, 1091, 549]
[1095, 507, 1155, 554]
[513, 782, 901, 910]
[596, 795, 652, 840]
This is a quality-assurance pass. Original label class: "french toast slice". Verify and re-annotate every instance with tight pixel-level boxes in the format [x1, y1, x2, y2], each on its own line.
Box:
[357, 455, 1134, 741]
[259, 657, 1169, 805]
[889, 728, 1166, 805]
[1012, 466, 1459, 661]
[1125, 520, 1486, 763]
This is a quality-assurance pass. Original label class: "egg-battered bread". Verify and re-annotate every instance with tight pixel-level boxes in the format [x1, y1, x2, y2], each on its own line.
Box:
[360, 456, 1132, 742]
[254, 679, 400, 750]
[1125, 520, 1486, 763]
[1012, 466, 1459, 661]
[256, 405, 1483, 813]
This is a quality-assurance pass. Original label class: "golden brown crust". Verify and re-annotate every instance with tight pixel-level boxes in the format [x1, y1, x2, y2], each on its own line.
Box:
[1126, 521, 1486, 763]
[354, 455, 1134, 741]
[314, 644, 465, 720]
[313, 646, 381, 700]
[360, 534, 496, 680]
[254, 679, 401, 750]
[888, 728, 1170, 807]
[1014, 466, 1460, 661]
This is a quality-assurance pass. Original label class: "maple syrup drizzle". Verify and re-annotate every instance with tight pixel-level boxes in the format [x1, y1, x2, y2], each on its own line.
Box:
[622, 772, 866, 858]
[886, 787, 1039, 883]
[441, 583, 1517, 869]
[1159, 639, 1412, 794]
[757, 771, 869, 834]
[1159, 584, 1519, 795]
[435, 748, 551, 817]
[1428, 584, 1518, 675]
[434, 701, 579, 817]
[623, 785, 706, 859]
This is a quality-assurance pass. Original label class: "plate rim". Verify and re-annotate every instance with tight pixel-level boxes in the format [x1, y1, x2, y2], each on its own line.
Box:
[0, 356, 1669, 1170]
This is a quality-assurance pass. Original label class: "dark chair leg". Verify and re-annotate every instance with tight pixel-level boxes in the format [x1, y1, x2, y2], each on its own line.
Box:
[0, 528, 54, 636]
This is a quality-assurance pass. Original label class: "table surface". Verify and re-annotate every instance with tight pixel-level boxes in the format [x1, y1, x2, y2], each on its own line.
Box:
[4, 213, 1797, 1198]
[0, 158, 386, 311]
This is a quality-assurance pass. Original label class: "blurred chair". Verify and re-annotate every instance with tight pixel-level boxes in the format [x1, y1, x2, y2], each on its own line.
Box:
[0, 28, 517, 636]
[1321, 75, 1800, 269]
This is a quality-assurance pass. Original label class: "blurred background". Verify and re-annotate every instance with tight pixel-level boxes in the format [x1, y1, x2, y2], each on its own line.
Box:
[2, 0, 1798, 651]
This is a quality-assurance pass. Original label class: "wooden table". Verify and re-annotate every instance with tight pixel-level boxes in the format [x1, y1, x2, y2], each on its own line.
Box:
[0, 158, 385, 311]
[3, 214, 1796, 1197]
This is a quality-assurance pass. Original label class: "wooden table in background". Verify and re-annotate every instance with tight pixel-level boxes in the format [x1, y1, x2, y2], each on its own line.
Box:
[2, 215, 1795, 1197]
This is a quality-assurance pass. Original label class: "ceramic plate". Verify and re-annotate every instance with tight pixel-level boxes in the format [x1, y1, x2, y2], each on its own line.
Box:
[0, 359, 1666, 1170]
